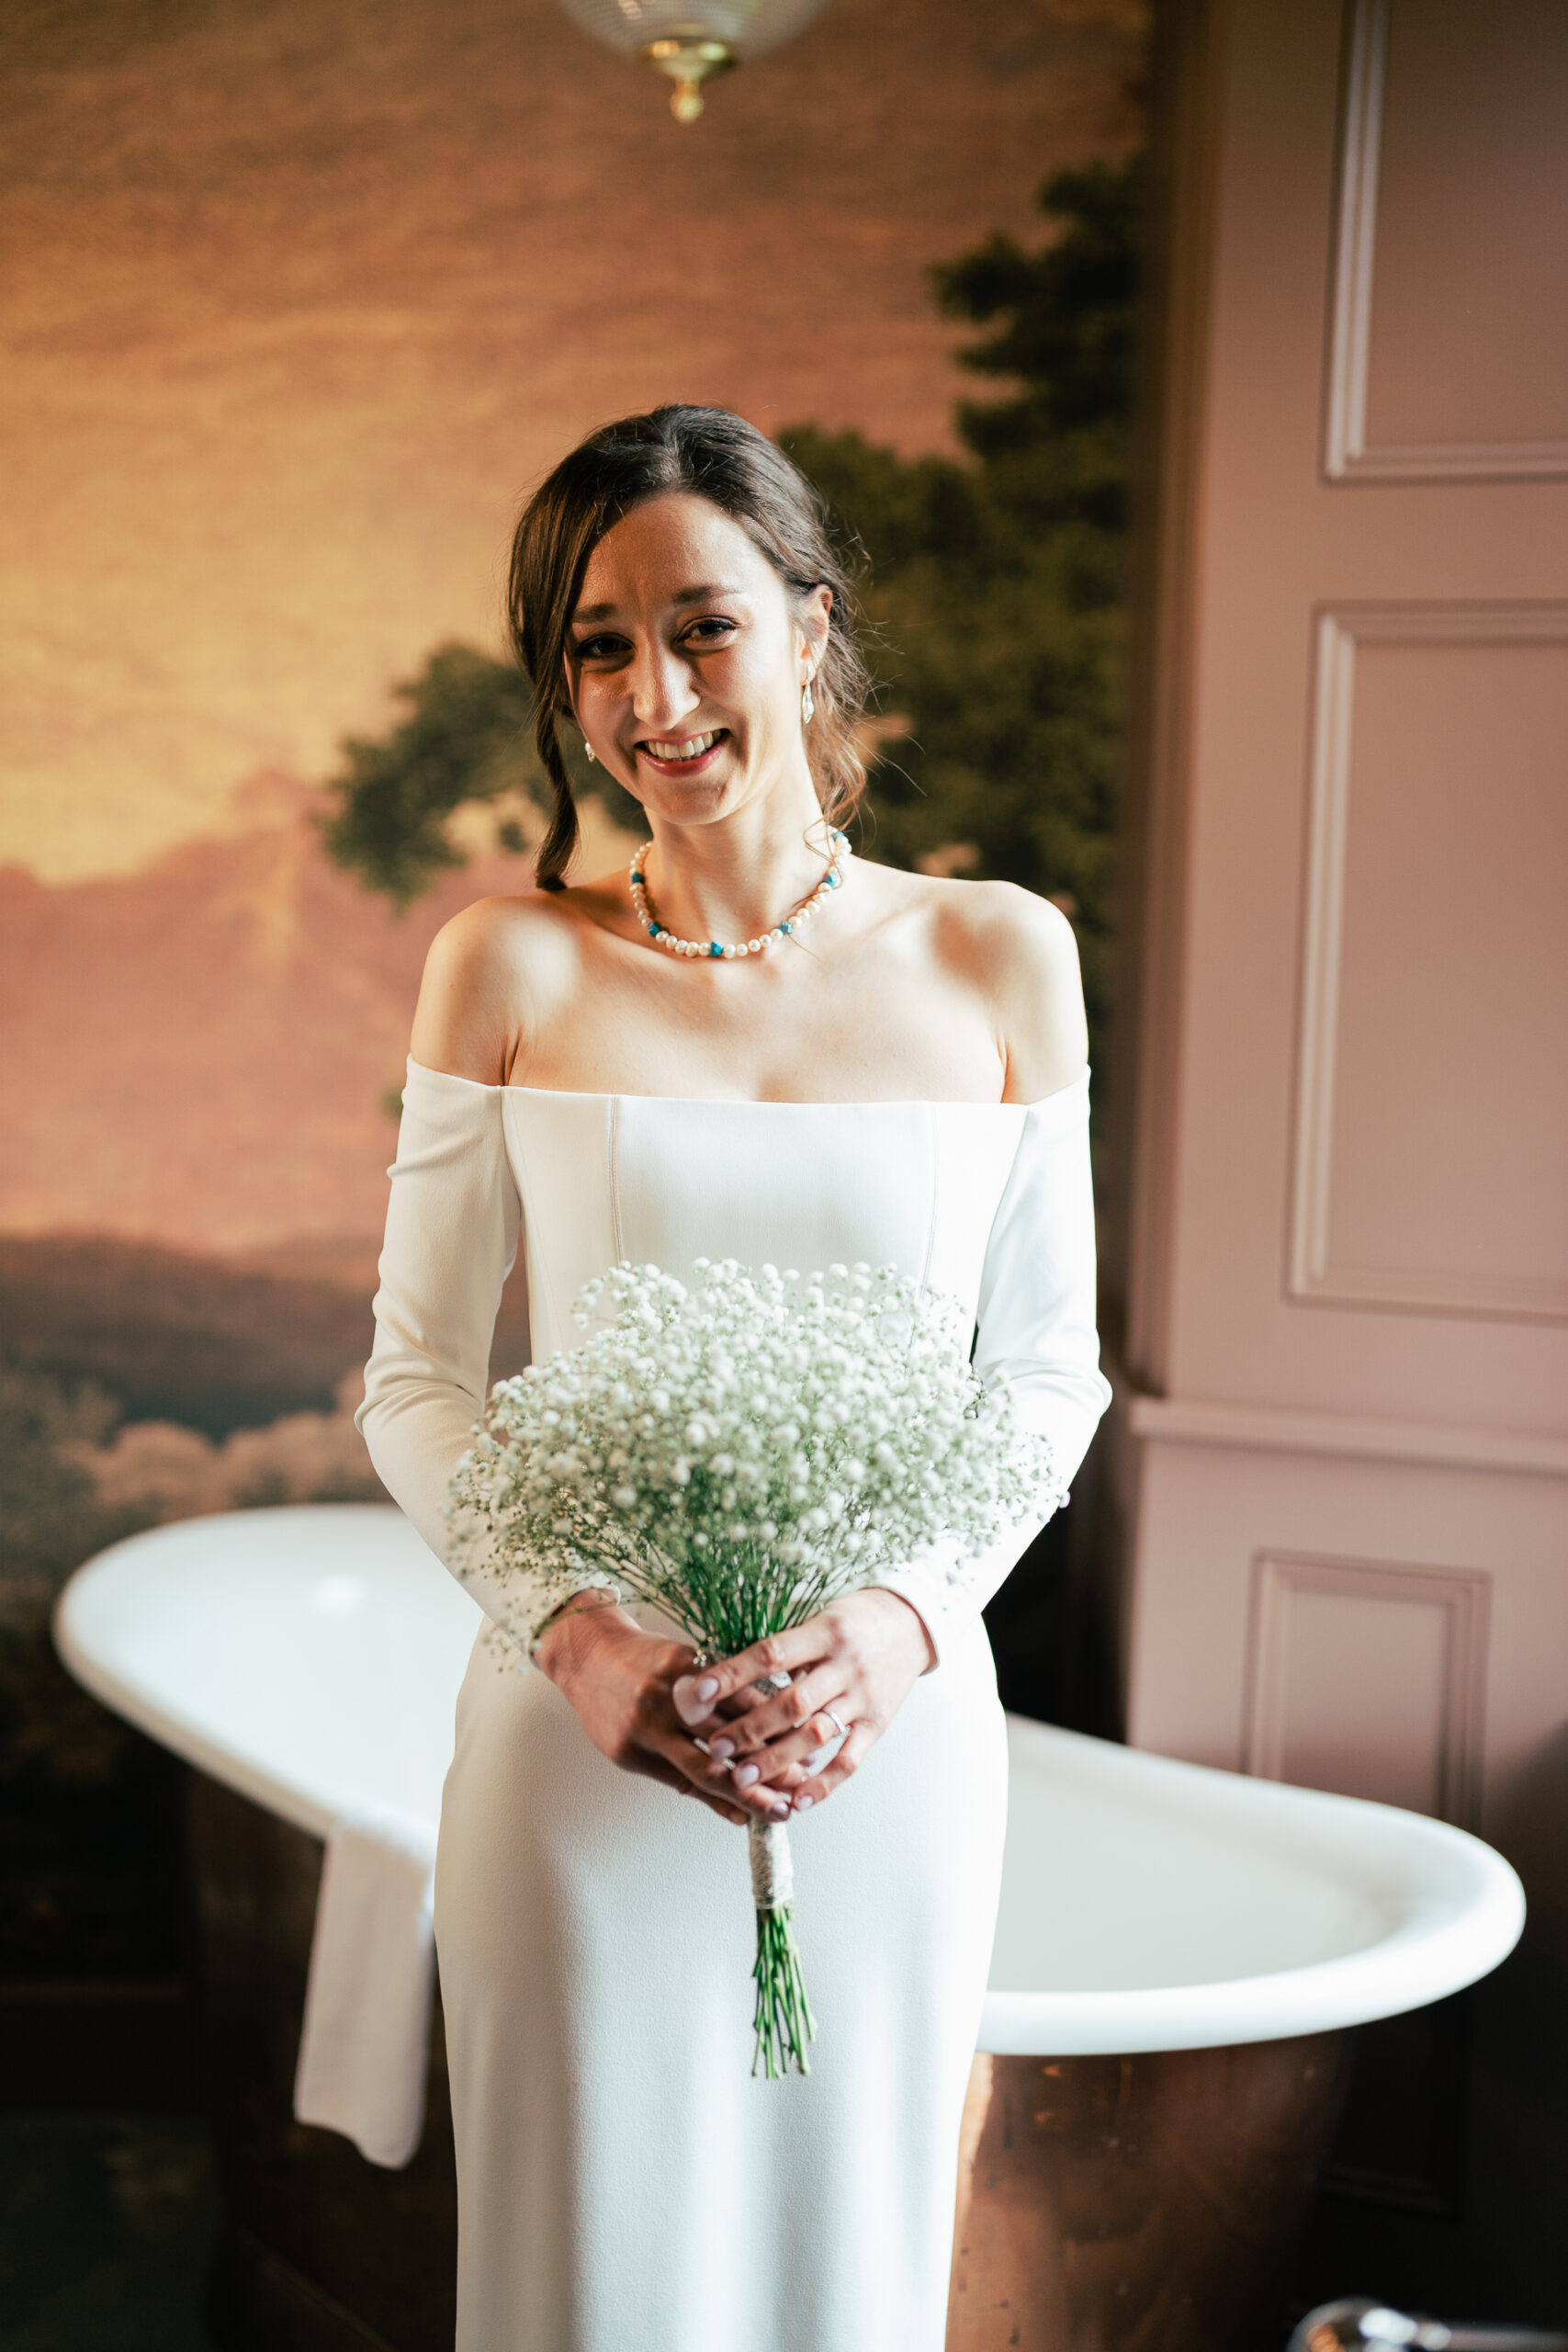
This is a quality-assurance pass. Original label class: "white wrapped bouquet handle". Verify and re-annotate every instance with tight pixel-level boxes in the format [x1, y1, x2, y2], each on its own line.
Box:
[749, 1820, 795, 1913]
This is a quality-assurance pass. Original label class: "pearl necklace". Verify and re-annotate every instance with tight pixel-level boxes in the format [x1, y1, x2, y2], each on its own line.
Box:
[627, 830, 851, 959]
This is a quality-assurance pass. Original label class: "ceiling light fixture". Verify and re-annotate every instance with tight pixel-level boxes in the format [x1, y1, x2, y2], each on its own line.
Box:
[558, 0, 831, 123]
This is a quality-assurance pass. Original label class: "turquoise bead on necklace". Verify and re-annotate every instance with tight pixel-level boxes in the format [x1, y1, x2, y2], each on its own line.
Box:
[628, 831, 851, 961]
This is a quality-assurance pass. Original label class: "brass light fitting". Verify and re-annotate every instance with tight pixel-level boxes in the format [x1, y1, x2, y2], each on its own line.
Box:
[557, 0, 829, 127]
[639, 36, 736, 122]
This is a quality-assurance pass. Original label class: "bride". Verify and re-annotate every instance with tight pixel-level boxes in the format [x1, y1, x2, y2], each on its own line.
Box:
[357, 403, 1110, 2350]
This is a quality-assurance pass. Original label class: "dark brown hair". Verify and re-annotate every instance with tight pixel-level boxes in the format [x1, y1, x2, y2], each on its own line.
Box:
[506, 404, 872, 890]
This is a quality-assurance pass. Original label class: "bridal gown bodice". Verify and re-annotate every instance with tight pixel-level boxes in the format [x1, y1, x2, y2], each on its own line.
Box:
[356, 1058, 1110, 2352]
[516, 1085, 1022, 1352]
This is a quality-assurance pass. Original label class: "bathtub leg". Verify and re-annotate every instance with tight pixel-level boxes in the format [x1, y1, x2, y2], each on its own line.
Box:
[946, 2035, 1352, 2352]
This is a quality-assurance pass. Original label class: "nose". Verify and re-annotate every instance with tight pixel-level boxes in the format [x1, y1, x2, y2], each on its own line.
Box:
[628, 638, 702, 735]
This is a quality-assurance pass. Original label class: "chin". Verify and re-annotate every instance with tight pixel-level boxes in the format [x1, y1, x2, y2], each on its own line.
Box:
[649, 775, 748, 826]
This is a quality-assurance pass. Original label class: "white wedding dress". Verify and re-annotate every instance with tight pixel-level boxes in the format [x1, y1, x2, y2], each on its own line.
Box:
[357, 1059, 1110, 2352]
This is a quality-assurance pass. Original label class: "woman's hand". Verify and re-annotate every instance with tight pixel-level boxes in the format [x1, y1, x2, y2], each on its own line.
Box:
[533, 1593, 756, 1828]
[669, 1589, 938, 1822]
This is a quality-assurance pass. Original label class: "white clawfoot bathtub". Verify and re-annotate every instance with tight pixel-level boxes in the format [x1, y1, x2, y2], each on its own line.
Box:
[54, 1502, 1523, 2055]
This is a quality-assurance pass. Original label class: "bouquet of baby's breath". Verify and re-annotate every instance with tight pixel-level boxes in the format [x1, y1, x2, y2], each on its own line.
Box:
[446, 1256, 1063, 2077]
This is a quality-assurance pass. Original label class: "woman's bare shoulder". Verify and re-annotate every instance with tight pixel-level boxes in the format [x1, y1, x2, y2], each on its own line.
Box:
[921, 874, 1089, 1101]
[409, 889, 584, 1084]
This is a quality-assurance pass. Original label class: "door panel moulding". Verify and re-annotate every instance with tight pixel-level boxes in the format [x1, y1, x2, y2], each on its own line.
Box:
[1289, 601, 1568, 1326]
[1244, 1549, 1490, 1828]
[1127, 1393, 1568, 1478]
[1325, 0, 1568, 484]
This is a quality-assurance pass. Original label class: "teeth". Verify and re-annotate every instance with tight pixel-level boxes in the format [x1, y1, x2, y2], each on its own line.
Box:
[646, 730, 720, 761]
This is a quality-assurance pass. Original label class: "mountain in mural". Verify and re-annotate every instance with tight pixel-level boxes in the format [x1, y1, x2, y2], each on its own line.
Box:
[0, 769, 632, 1254]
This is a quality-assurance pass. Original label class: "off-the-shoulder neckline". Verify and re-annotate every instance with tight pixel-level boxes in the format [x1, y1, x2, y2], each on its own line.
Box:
[403, 1057, 1089, 1114]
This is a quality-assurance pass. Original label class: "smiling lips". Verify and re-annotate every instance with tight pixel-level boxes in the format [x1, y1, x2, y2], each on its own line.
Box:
[637, 728, 728, 771]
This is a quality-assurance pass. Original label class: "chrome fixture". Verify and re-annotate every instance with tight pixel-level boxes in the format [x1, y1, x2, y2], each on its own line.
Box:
[557, 0, 830, 121]
[1289, 2300, 1568, 2352]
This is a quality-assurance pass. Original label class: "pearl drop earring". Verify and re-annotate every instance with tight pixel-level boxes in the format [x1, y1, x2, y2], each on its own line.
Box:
[801, 680, 815, 726]
[583, 738, 596, 764]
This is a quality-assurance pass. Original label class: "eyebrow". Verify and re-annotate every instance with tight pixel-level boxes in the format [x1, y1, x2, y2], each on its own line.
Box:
[569, 584, 746, 624]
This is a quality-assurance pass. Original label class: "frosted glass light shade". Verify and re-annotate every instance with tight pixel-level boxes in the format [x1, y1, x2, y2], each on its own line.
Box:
[559, 0, 828, 62]
[558, 0, 830, 119]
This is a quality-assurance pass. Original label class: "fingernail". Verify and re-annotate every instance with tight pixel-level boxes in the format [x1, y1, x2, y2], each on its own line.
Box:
[672, 1674, 719, 1725]
[734, 1762, 761, 1788]
[793, 1792, 815, 1811]
[711, 1736, 736, 1762]
[772, 1801, 791, 1819]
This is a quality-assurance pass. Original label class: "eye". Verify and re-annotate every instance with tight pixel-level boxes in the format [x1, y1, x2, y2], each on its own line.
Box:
[573, 632, 627, 662]
[680, 616, 738, 647]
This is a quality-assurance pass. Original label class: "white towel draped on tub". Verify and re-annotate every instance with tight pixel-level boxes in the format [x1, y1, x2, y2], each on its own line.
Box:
[293, 1800, 441, 2168]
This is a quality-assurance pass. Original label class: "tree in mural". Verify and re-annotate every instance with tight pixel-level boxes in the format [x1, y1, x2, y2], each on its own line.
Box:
[782, 159, 1140, 1044]
[319, 644, 644, 908]
[319, 159, 1140, 1044]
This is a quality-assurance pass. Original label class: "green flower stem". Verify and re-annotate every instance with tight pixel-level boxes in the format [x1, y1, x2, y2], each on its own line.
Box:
[752, 1906, 818, 2079]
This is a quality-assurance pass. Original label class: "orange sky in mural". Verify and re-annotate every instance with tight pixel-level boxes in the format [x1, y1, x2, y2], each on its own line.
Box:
[1, 0, 1145, 881]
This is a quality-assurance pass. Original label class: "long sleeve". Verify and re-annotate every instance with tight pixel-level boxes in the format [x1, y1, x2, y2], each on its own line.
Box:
[864, 1070, 1111, 1668]
[355, 1059, 524, 1626]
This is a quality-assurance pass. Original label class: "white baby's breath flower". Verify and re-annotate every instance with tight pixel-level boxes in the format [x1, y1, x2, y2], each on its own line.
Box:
[444, 1255, 1064, 1668]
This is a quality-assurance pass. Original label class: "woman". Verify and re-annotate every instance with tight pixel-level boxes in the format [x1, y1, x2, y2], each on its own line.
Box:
[357, 404, 1110, 2351]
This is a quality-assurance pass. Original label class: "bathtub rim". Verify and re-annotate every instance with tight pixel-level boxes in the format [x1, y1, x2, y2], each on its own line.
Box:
[54, 1506, 422, 1847]
[53, 1506, 1526, 2058]
[981, 1713, 1524, 2053]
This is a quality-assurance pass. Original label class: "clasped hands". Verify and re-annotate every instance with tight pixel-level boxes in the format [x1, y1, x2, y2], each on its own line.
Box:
[533, 1587, 937, 1829]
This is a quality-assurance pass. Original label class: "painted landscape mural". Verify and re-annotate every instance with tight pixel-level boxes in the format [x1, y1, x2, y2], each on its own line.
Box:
[1, 0, 1145, 2010]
